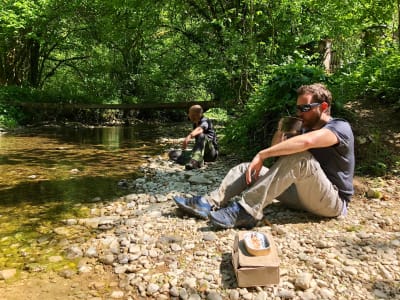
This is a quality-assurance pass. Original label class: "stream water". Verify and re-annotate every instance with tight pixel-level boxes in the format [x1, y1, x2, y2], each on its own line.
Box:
[0, 123, 185, 272]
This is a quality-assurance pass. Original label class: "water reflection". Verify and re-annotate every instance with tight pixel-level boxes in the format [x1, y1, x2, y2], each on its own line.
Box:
[0, 124, 181, 204]
[41, 126, 147, 149]
[0, 123, 185, 270]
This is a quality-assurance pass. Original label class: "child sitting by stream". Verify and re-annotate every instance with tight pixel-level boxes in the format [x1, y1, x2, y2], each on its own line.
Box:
[169, 104, 218, 170]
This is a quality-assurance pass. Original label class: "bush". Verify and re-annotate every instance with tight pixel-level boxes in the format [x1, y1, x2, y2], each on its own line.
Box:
[365, 52, 400, 110]
[0, 86, 28, 127]
[331, 49, 400, 110]
[221, 61, 328, 161]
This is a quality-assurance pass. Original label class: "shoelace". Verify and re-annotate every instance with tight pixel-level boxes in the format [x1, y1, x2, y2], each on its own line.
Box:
[188, 196, 206, 207]
[220, 203, 240, 220]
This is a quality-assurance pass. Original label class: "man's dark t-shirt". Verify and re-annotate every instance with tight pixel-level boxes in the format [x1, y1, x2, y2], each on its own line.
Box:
[308, 118, 354, 203]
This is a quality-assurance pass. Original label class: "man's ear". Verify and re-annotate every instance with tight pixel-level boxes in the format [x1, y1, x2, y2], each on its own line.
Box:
[321, 102, 328, 111]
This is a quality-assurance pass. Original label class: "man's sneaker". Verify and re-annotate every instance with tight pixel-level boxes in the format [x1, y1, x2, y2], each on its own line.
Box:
[173, 195, 211, 219]
[185, 159, 203, 170]
[209, 202, 258, 229]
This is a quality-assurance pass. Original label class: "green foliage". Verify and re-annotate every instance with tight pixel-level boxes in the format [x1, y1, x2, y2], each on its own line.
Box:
[204, 108, 229, 123]
[221, 61, 328, 160]
[0, 87, 26, 127]
[1, 0, 399, 111]
[332, 49, 400, 110]
[363, 52, 400, 110]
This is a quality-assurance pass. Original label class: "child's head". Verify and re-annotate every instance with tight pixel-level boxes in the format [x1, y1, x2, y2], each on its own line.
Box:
[188, 105, 203, 122]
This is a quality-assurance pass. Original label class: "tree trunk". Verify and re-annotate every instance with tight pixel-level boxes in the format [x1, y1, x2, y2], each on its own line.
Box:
[320, 39, 332, 73]
[28, 39, 40, 87]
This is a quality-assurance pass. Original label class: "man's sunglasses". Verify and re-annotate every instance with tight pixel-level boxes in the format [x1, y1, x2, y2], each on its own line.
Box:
[296, 103, 321, 113]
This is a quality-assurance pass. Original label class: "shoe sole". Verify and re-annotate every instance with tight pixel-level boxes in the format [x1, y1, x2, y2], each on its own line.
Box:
[173, 197, 209, 220]
[209, 212, 257, 229]
[185, 165, 201, 170]
[209, 212, 234, 229]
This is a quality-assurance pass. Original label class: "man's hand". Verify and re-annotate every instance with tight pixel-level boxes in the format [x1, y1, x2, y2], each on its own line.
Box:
[246, 153, 264, 185]
[182, 127, 203, 150]
[182, 135, 191, 149]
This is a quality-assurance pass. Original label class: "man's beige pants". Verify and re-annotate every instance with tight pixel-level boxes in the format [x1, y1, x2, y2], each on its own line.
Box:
[208, 151, 346, 220]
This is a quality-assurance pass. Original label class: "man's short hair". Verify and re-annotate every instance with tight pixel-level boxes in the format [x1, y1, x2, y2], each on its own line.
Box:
[189, 105, 203, 115]
[297, 83, 332, 105]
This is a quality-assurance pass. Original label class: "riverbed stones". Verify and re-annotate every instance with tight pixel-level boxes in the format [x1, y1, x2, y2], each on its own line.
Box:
[51, 153, 400, 299]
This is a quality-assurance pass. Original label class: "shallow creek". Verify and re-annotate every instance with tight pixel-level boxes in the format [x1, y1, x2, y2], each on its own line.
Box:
[0, 123, 184, 273]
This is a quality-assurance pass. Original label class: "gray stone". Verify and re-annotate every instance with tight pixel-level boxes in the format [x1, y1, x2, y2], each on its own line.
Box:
[85, 246, 98, 258]
[169, 286, 180, 297]
[99, 254, 115, 265]
[179, 288, 189, 300]
[65, 246, 83, 259]
[277, 289, 296, 299]
[295, 272, 313, 290]
[147, 283, 160, 294]
[228, 290, 240, 300]
[188, 175, 212, 184]
[202, 232, 218, 241]
[110, 291, 124, 299]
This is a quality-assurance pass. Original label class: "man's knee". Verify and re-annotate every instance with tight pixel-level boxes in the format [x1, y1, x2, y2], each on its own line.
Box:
[282, 151, 313, 161]
[196, 133, 206, 142]
[235, 162, 250, 172]
[277, 151, 317, 168]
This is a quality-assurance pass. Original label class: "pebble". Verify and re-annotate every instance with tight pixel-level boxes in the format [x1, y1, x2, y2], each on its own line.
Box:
[0, 269, 17, 280]
[110, 291, 124, 298]
[295, 272, 313, 290]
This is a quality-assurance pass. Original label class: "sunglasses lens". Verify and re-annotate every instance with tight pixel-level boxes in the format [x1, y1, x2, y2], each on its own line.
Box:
[297, 105, 310, 112]
[297, 102, 321, 112]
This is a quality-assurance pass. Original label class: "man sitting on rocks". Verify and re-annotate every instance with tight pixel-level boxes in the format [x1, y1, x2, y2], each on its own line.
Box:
[171, 104, 218, 170]
[173, 83, 355, 229]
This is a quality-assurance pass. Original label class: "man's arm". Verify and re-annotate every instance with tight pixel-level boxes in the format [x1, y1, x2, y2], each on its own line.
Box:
[246, 128, 338, 184]
[182, 126, 204, 149]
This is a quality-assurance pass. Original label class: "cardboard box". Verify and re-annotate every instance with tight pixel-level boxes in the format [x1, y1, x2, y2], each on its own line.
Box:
[232, 231, 280, 287]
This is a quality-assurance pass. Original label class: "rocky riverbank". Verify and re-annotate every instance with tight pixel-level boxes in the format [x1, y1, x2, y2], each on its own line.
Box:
[1, 150, 400, 300]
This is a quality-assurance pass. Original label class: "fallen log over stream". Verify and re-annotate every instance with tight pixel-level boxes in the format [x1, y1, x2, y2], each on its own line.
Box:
[12, 101, 218, 111]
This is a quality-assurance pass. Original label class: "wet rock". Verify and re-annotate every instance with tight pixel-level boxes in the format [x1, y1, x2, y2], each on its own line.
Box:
[64, 219, 78, 225]
[0, 269, 17, 280]
[65, 246, 83, 259]
[188, 175, 212, 184]
[53, 226, 72, 236]
[58, 269, 75, 278]
[48, 256, 63, 263]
